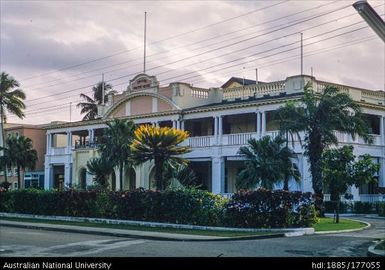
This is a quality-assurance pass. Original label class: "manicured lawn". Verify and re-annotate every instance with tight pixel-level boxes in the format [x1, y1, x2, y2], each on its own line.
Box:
[1, 217, 281, 238]
[313, 217, 367, 232]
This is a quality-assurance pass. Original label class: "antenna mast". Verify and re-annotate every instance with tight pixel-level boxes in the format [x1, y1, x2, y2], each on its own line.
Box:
[144, 11, 147, 73]
[101, 73, 105, 105]
[300, 32, 303, 75]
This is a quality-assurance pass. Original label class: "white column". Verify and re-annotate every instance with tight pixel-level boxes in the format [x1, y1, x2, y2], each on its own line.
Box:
[172, 120, 176, 129]
[256, 111, 261, 138]
[176, 120, 181, 130]
[350, 186, 360, 201]
[88, 129, 95, 143]
[211, 157, 224, 194]
[115, 167, 121, 191]
[218, 116, 223, 136]
[46, 133, 52, 154]
[214, 116, 218, 145]
[218, 116, 223, 145]
[64, 163, 71, 188]
[180, 120, 185, 131]
[214, 117, 218, 135]
[261, 111, 266, 136]
[381, 116, 384, 145]
[44, 164, 52, 190]
[66, 131, 72, 152]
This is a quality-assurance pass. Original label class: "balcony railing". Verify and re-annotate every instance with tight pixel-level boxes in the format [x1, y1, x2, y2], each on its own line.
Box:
[188, 136, 213, 148]
[184, 130, 381, 148]
[50, 147, 66, 155]
[74, 140, 99, 150]
[324, 194, 385, 202]
[223, 81, 285, 100]
[222, 132, 255, 145]
[359, 194, 385, 202]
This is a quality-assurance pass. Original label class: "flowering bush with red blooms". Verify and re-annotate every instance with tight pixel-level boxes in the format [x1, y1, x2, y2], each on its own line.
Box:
[224, 189, 317, 228]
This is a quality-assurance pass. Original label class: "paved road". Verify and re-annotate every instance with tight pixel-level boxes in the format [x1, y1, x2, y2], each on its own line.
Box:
[0, 216, 383, 257]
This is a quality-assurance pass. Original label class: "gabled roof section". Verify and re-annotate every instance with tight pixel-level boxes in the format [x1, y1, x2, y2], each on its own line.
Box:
[221, 77, 265, 89]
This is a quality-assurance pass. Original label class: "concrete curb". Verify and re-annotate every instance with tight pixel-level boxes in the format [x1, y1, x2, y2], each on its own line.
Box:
[364, 215, 385, 220]
[0, 220, 286, 242]
[314, 218, 371, 234]
[367, 240, 385, 257]
[0, 212, 314, 235]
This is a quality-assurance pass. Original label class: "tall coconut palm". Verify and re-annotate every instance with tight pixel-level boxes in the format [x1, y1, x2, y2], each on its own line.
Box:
[87, 157, 114, 189]
[276, 84, 372, 214]
[130, 125, 191, 190]
[99, 119, 135, 191]
[0, 72, 26, 183]
[1, 135, 37, 189]
[77, 82, 116, 120]
[236, 135, 300, 190]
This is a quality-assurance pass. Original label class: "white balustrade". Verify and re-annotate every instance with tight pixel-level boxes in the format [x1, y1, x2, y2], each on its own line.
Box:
[226, 133, 253, 145]
[50, 147, 66, 155]
[265, 131, 279, 139]
[223, 81, 285, 100]
[191, 87, 210, 99]
[188, 136, 212, 147]
[359, 194, 385, 202]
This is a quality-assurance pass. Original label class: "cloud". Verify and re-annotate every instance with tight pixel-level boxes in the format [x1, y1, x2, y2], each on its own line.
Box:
[1, 0, 384, 125]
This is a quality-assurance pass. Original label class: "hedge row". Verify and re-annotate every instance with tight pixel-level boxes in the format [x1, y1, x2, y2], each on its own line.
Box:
[225, 189, 317, 228]
[0, 188, 317, 228]
[324, 201, 385, 215]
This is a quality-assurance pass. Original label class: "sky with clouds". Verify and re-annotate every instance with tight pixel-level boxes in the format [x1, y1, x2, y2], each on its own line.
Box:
[1, 0, 384, 124]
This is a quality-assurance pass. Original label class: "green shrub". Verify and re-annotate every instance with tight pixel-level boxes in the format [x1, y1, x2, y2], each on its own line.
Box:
[353, 202, 376, 214]
[376, 202, 385, 217]
[324, 201, 351, 214]
[0, 188, 315, 228]
[224, 189, 317, 228]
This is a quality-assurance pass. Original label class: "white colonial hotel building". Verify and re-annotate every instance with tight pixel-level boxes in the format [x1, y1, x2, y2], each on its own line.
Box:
[43, 74, 385, 202]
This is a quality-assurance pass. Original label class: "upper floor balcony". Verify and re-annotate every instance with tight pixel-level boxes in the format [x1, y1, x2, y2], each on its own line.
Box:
[222, 75, 385, 106]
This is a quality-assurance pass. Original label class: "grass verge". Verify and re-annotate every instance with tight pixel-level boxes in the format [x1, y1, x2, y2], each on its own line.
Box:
[0, 217, 280, 238]
[313, 217, 367, 232]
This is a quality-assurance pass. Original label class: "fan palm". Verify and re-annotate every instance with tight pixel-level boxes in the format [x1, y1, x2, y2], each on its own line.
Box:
[87, 157, 114, 189]
[236, 135, 300, 190]
[77, 81, 116, 120]
[276, 83, 372, 214]
[1, 135, 37, 189]
[99, 119, 136, 191]
[0, 72, 26, 183]
[131, 125, 191, 190]
[163, 163, 198, 188]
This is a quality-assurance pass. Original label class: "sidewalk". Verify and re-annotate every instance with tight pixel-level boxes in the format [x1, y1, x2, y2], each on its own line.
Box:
[0, 220, 285, 242]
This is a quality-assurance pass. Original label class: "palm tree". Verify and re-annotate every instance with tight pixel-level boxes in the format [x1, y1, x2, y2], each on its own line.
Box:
[276, 84, 372, 214]
[163, 163, 198, 188]
[77, 81, 116, 120]
[87, 157, 114, 189]
[1, 135, 37, 189]
[130, 125, 191, 190]
[0, 72, 26, 183]
[99, 119, 136, 191]
[236, 135, 300, 190]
